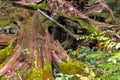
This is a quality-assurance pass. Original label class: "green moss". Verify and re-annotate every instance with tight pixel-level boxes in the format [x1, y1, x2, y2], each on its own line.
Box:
[54, 11, 101, 34]
[0, 40, 13, 66]
[0, 76, 6, 80]
[78, 19, 101, 34]
[105, 17, 112, 23]
[24, 18, 33, 31]
[58, 60, 96, 79]
[41, 18, 50, 29]
[59, 60, 85, 74]
[27, 1, 48, 10]
[89, 13, 112, 24]
[0, 20, 10, 27]
[0, 1, 2, 4]
[26, 61, 55, 80]
[38, 13, 52, 29]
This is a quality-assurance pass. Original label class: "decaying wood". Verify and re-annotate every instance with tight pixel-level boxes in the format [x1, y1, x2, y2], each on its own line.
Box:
[98, 0, 117, 24]
[0, 34, 12, 46]
[0, 2, 5, 9]
[48, 0, 90, 21]
[0, 11, 69, 76]
[84, 3, 105, 15]
[37, 9, 76, 38]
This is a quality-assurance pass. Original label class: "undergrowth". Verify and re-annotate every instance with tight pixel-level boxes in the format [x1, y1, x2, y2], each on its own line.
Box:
[55, 45, 120, 80]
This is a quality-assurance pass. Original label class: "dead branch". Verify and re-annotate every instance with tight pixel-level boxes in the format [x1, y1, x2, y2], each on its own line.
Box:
[48, 0, 90, 20]
[98, 0, 117, 24]
[95, 23, 120, 30]
[37, 9, 76, 38]
[0, 2, 5, 9]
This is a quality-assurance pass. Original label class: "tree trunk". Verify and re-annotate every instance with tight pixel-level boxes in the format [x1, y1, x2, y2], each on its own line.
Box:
[0, 10, 69, 79]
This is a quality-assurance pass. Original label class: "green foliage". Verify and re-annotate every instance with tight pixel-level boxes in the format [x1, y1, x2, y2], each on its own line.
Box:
[107, 51, 120, 63]
[0, 40, 13, 65]
[0, 19, 10, 27]
[96, 31, 120, 50]
[67, 45, 120, 80]
[55, 73, 76, 80]
[58, 60, 96, 80]
[0, 13, 10, 27]
[55, 72, 96, 80]
[24, 48, 30, 55]
[77, 19, 101, 33]
[55, 72, 95, 80]
[75, 30, 120, 50]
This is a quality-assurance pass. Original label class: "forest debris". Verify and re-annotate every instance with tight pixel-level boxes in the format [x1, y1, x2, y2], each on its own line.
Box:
[0, 21, 24, 76]
[94, 23, 120, 30]
[0, 34, 12, 46]
[48, 0, 89, 20]
[0, 2, 5, 9]
[84, 3, 105, 15]
[10, 0, 44, 5]
[37, 9, 76, 38]
[98, 0, 117, 24]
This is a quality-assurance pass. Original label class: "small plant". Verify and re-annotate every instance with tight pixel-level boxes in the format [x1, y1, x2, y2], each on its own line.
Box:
[55, 73, 75, 80]
[67, 45, 120, 80]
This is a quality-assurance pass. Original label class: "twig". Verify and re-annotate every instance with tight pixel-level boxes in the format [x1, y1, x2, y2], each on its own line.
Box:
[18, 73, 23, 80]
[0, 2, 5, 9]
[37, 9, 76, 38]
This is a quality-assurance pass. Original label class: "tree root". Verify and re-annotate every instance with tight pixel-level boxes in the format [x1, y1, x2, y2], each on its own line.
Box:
[0, 21, 24, 76]
[0, 15, 69, 77]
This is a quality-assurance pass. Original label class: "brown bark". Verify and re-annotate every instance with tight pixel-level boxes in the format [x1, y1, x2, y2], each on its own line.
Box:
[0, 34, 13, 46]
[0, 11, 69, 77]
[0, 21, 24, 76]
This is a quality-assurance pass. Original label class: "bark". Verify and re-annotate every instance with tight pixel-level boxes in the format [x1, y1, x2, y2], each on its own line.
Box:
[0, 34, 12, 46]
[0, 21, 24, 76]
[0, 10, 69, 78]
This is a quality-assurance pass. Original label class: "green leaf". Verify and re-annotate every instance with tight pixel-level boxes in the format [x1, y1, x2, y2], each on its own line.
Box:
[96, 36, 109, 41]
[115, 43, 120, 49]
[107, 51, 120, 62]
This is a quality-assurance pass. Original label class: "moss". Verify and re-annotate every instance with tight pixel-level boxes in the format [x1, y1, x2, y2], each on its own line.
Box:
[38, 13, 52, 29]
[24, 18, 33, 31]
[77, 19, 101, 34]
[54, 11, 101, 34]
[0, 76, 6, 80]
[105, 17, 112, 23]
[27, 0, 48, 10]
[59, 60, 85, 75]
[42, 20, 52, 29]
[0, 1, 2, 4]
[89, 13, 112, 24]
[0, 40, 13, 66]
[58, 60, 96, 79]
[0, 19, 10, 27]
[26, 61, 55, 80]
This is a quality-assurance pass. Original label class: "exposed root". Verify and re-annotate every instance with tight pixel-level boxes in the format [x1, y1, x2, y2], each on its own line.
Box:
[0, 21, 24, 76]
[0, 46, 22, 76]
[98, 0, 117, 24]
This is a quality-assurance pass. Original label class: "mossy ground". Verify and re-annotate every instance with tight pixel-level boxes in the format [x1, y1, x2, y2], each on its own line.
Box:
[26, 61, 55, 80]
[0, 40, 13, 66]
